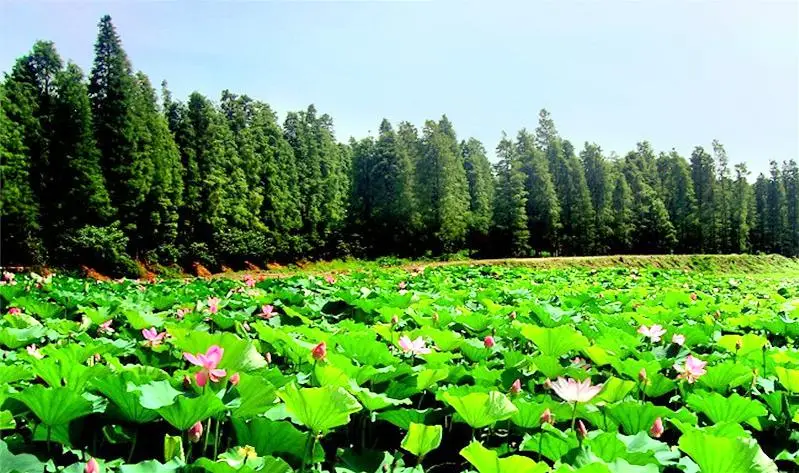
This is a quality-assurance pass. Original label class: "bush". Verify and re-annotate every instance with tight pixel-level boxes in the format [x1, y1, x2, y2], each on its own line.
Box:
[58, 222, 140, 277]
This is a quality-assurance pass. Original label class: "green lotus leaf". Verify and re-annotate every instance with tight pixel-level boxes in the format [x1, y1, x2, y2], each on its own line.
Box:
[118, 460, 182, 473]
[232, 418, 324, 464]
[415, 367, 449, 391]
[230, 373, 277, 419]
[192, 456, 291, 473]
[13, 385, 94, 427]
[376, 408, 438, 430]
[520, 423, 580, 462]
[442, 391, 517, 429]
[678, 429, 778, 473]
[277, 383, 362, 434]
[157, 392, 226, 431]
[0, 365, 32, 385]
[606, 401, 671, 436]
[0, 326, 46, 349]
[33, 358, 108, 391]
[461, 441, 549, 473]
[129, 380, 182, 410]
[0, 411, 15, 431]
[698, 361, 753, 392]
[517, 324, 589, 357]
[400, 423, 442, 458]
[596, 377, 636, 403]
[717, 334, 767, 357]
[349, 382, 411, 411]
[334, 449, 395, 473]
[775, 366, 799, 393]
[0, 439, 44, 473]
[92, 373, 161, 424]
[686, 392, 768, 429]
[163, 435, 184, 463]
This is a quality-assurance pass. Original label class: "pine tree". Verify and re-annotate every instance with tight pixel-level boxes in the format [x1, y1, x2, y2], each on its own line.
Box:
[657, 150, 698, 252]
[462, 137, 494, 254]
[131, 72, 183, 261]
[562, 141, 596, 255]
[492, 133, 530, 256]
[750, 174, 769, 253]
[713, 140, 733, 253]
[623, 157, 676, 253]
[730, 163, 752, 253]
[48, 62, 115, 259]
[89, 15, 152, 253]
[348, 136, 376, 254]
[0, 79, 44, 264]
[415, 116, 470, 254]
[689, 146, 717, 253]
[581, 143, 612, 254]
[782, 160, 799, 256]
[766, 161, 788, 253]
[516, 129, 560, 254]
[609, 170, 634, 254]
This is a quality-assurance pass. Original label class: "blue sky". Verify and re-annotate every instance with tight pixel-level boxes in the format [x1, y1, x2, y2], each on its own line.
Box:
[1, 0, 796, 177]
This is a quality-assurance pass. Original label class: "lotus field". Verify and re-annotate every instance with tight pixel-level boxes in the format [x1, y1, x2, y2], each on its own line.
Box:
[0, 264, 798, 473]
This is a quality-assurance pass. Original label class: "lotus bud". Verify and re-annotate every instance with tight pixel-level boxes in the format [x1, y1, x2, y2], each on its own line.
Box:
[312, 341, 327, 361]
[509, 311, 516, 320]
[539, 408, 554, 425]
[230, 373, 240, 385]
[735, 339, 743, 351]
[8, 307, 21, 315]
[85, 458, 99, 473]
[690, 293, 697, 301]
[543, 378, 553, 390]
[432, 313, 439, 323]
[638, 368, 647, 383]
[188, 421, 203, 443]
[265, 352, 272, 364]
[510, 379, 522, 395]
[650, 417, 664, 438]
[576, 420, 588, 439]
[391, 315, 399, 325]
[484, 336, 495, 348]
[183, 375, 192, 389]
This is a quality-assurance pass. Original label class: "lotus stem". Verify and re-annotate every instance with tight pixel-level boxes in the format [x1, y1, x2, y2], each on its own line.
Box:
[213, 417, 221, 459]
[570, 402, 578, 432]
[127, 427, 138, 463]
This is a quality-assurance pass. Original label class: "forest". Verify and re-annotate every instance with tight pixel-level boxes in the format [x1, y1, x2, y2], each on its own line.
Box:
[1, 15, 797, 276]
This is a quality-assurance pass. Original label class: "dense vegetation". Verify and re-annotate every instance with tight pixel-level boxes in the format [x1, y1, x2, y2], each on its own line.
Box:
[2, 15, 798, 276]
[0, 263, 797, 472]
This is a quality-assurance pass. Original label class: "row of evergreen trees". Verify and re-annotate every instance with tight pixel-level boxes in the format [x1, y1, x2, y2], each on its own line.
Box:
[2, 16, 797, 275]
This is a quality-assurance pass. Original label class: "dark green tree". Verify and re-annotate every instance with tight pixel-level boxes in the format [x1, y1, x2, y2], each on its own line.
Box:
[462, 137, 494, 254]
[657, 150, 698, 252]
[516, 129, 560, 254]
[415, 116, 470, 254]
[623, 156, 676, 253]
[713, 140, 734, 253]
[609, 170, 634, 254]
[730, 163, 752, 253]
[492, 133, 529, 256]
[689, 146, 717, 253]
[581, 143, 613, 254]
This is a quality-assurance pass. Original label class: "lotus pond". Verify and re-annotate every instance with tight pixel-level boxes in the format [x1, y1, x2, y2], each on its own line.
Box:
[0, 264, 798, 473]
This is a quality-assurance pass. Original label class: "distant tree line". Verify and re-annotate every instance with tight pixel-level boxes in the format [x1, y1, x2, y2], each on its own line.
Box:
[2, 16, 798, 275]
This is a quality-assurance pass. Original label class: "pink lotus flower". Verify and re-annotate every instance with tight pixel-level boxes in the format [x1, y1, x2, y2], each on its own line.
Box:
[8, 307, 21, 315]
[551, 377, 604, 403]
[540, 408, 554, 425]
[207, 297, 220, 314]
[672, 334, 686, 346]
[265, 352, 272, 364]
[638, 368, 647, 383]
[312, 342, 327, 360]
[484, 336, 495, 348]
[243, 274, 256, 288]
[571, 357, 591, 370]
[674, 355, 707, 383]
[650, 417, 664, 438]
[398, 336, 431, 356]
[26, 344, 44, 359]
[638, 324, 666, 342]
[510, 379, 522, 395]
[690, 293, 697, 301]
[188, 421, 203, 443]
[259, 305, 275, 319]
[176, 308, 188, 320]
[398, 281, 407, 290]
[509, 311, 516, 320]
[230, 372, 240, 385]
[2, 271, 15, 282]
[242, 321, 251, 332]
[142, 327, 166, 347]
[97, 320, 115, 335]
[325, 275, 336, 284]
[85, 458, 99, 473]
[576, 420, 588, 439]
[184, 345, 226, 387]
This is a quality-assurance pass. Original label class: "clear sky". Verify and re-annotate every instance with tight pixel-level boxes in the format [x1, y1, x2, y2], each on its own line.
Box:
[1, 0, 797, 177]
